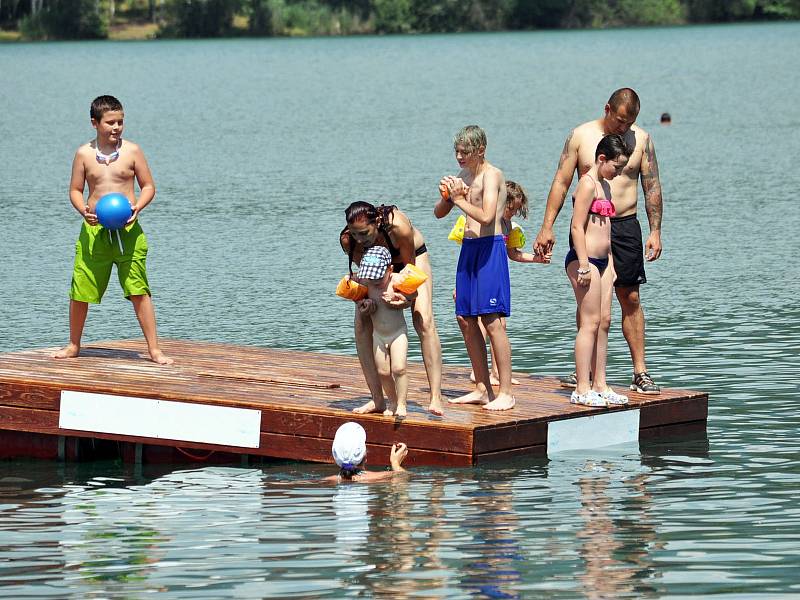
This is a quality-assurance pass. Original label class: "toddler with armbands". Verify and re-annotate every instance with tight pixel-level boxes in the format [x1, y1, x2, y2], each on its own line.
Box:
[449, 180, 551, 385]
[348, 246, 426, 417]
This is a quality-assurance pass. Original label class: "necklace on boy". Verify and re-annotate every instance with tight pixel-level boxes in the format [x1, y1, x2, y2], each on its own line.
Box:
[95, 138, 121, 165]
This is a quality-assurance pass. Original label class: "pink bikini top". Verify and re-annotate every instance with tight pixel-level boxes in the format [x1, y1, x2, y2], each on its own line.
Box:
[581, 174, 616, 217]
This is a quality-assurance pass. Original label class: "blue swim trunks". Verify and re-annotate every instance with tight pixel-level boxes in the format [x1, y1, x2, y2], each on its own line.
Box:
[455, 235, 510, 317]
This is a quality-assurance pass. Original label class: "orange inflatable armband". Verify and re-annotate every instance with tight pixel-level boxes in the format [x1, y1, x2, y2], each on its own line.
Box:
[336, 276, 368, 301]
[394, 264, 428, 295]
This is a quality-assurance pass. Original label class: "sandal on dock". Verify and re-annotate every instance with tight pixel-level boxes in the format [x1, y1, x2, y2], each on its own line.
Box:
[570, 390, 606, 407]
[600, 388, 629, 406]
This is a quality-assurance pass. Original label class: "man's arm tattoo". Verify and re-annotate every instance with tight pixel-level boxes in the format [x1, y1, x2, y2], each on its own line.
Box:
[642, 137, 663, 231]
[557, 130, 574, 169]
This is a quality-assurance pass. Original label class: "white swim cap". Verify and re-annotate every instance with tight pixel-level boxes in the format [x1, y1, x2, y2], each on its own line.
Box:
[332, 422, 367, 470]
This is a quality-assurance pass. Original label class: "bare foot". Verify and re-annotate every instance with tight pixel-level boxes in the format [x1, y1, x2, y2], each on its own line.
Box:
[52, 344, 80, 359]
[427, 398, 444, 416]
[383, 408, 394, 416]
[354, 400, 386, 414]
[483, 393, 515, 411]
[395, 402, 407, 418]
[448, 389, 490, 405]
[149, 349, 174, 365]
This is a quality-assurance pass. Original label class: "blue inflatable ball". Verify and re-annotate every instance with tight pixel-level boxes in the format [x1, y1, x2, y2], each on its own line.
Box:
[95, 193, 132, 230]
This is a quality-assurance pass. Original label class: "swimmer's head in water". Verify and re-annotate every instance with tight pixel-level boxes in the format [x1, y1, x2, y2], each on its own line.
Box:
[332, 422, 367, 474]
[660, 112, 672, 124]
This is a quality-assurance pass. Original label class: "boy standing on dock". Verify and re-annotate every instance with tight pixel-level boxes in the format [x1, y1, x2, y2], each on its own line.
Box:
[52, 95, 172, 365]
[435, 125, 515, 411]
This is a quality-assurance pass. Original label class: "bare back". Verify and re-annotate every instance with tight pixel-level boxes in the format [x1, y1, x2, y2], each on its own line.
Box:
[572, 119, 647, 217]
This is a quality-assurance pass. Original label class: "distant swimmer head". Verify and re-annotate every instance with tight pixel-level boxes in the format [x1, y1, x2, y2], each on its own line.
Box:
[660, 112, 672, 124]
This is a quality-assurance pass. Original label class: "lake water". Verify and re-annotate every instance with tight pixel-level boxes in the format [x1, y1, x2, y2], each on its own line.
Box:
[1, 22, 800, 598]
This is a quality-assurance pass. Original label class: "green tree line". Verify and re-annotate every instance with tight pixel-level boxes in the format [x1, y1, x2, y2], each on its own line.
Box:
[3, 0, 799, 40]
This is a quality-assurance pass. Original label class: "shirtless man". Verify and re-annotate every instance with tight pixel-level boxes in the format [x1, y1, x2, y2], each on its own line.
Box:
[533, 88, 663, 394]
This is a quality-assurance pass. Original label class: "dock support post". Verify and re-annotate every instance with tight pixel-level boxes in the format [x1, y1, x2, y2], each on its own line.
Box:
[57, 436, 66, 461]
[134, 443, 143, 465]
[241, 454, 249, 467]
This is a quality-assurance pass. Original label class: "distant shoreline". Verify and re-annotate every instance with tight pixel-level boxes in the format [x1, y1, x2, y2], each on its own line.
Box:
[2, 18, 798, 44]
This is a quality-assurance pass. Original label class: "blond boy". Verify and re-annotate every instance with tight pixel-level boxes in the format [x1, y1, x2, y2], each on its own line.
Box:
[434, 125, 515, 411]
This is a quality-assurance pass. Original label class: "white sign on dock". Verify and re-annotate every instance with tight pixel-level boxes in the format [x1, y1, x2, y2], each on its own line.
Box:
[547, 409, 640, 454]
[59, 391, 262, 448]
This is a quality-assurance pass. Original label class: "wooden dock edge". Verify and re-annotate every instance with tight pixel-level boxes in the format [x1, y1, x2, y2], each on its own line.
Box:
[0, 394, 708, 467]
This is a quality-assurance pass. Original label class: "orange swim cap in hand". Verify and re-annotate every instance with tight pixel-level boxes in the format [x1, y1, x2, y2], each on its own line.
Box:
[336, 276, 368, 301]
[439, 182, 450, 201]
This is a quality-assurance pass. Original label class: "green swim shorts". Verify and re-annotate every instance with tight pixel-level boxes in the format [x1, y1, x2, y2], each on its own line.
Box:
[69, 220, 150, 303]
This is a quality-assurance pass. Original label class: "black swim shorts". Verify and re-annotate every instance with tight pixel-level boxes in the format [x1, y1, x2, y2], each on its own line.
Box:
[611, 214, 647, 287]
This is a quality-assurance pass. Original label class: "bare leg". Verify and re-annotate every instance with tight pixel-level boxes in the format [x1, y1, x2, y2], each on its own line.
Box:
[412, 253, 444, 415]
[616, 285, 647, 374]
[451, 315, 492, 405]
[482, 314, 515, 411]
[130, 294, 173, 365]
[469, 319, 488, 383]
[373, 336, 398, 416]
[592, 266, 615, 392]
[353, 306, 386, 414]
[52, 300, 89, 359]
[567, 263, 601, 395]
[473, 317, 519, 386]
[388, 333, 409, 417]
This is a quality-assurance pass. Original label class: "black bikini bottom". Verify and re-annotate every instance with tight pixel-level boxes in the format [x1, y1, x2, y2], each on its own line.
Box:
[565, 247, 608, 276]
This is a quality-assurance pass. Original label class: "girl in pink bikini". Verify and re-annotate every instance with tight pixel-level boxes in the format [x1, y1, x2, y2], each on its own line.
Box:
[566, 134, 631, 407]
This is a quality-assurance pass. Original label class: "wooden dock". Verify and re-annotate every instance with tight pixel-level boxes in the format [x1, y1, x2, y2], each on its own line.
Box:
[0, 339, 708, 467]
